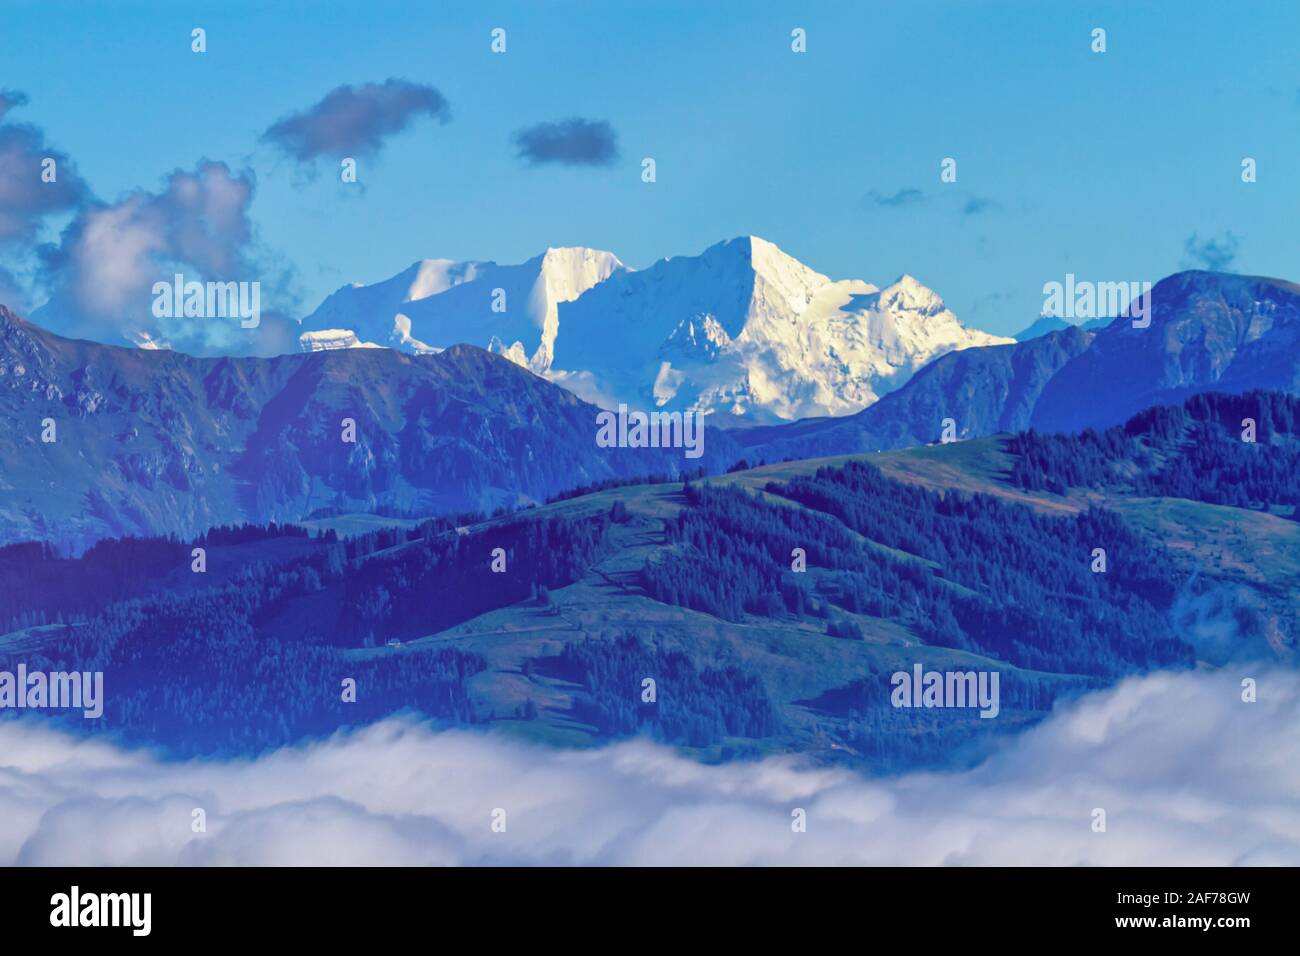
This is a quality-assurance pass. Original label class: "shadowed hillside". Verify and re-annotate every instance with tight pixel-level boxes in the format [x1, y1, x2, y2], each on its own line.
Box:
[0, 304, 738, 551]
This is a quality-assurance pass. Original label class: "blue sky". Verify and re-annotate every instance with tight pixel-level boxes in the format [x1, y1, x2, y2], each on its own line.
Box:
[3, 0, 1298, 336]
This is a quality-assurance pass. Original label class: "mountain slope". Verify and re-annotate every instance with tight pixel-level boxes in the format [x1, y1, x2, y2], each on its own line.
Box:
[1031, 271, 1300, 433]
[1013, 314, 1109, 341]
[735, 326, 1094, 459]
[742, 270, 1300, 460]
[0, 304, 734, 550]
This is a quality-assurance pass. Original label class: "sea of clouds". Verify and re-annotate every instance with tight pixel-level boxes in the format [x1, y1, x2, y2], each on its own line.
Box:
[2, 666, 1297, 866]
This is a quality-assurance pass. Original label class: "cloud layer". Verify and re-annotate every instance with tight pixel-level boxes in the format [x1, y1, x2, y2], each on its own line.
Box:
[262, 79, 450, 163]
[2, 667, 1295, 866]
[512, 118, 619, 167]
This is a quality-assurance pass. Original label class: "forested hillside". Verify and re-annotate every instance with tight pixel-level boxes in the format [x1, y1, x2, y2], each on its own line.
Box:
[0, 508, 614, 754]
[1009, 391, 1300, 512]
[5, 392, 1298, 768]
[644, 467, 1189, 677]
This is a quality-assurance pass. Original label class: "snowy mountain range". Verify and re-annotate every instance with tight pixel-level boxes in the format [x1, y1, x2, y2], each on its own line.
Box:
[301, 247, 625, 367]
[299, 236, 1012, 424]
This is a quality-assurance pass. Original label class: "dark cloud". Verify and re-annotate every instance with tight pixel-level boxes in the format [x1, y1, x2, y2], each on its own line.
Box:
[0, 89, 28, 122]
[863, 188, 996, 219]
[262, 79, 450, 163]
[865, 187, 925, 208]
[512, 118, 619, 167]
[0, 90, 92, 243]
[1182, 232, 1239, 272]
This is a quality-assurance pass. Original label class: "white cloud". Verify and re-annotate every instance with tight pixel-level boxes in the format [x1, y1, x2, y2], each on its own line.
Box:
[32, 160, 300, 356]
[1, 666, 1296, 865]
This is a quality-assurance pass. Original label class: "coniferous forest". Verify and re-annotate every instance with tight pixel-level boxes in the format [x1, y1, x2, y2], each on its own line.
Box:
[0, 509, 613, 754]
[642, 467, 1189, 677]
[1008, 391, 1300, 512]
[549, 635, 781, 747]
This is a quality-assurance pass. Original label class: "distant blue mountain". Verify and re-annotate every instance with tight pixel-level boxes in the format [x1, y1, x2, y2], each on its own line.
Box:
[1032, 271, 1300, 433]
[734, 326, 1095, 459]
[1012, 314, 1110, 341]
[738, 271, 1300, 459]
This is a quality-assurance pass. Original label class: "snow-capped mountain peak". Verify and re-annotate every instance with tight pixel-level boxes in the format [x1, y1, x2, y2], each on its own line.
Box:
[299, 246, 624, 370]
[300, 236, 1011, 423]
[547, 237, 1011, 422]
[694, 235, 831, 331]
[401, 258, 484, 301]
[298, 328, 384, 352]
[876, 274, 948, 317]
